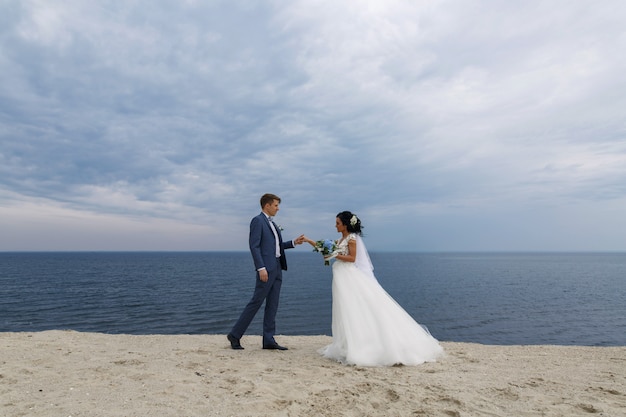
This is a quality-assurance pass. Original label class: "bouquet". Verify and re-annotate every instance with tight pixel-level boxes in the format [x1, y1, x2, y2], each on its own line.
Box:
[313, 239, 337, 265]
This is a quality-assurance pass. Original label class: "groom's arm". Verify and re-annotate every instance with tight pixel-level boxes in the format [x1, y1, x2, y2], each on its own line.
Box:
[249, 216, 265, 270]
[281, 234, 304, 250]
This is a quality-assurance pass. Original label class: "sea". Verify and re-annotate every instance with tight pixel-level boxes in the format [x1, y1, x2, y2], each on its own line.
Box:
[1, 251, 624, 346]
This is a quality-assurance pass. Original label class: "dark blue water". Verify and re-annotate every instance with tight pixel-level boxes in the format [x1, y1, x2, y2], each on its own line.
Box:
[1, 252, 624, 346]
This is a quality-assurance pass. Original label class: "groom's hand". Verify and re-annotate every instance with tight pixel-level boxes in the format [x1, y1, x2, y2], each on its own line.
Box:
[294, 234, 305, 245]
[259, 269, 269, 282]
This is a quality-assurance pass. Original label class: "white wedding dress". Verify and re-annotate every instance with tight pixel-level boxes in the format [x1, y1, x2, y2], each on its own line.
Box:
[319, 233, 444, 366]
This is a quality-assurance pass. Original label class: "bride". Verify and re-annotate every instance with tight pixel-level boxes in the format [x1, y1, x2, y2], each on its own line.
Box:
[304, 211, 444, 366]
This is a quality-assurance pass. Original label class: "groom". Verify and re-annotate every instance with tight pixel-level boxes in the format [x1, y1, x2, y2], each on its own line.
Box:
[227, 193, 304, 350]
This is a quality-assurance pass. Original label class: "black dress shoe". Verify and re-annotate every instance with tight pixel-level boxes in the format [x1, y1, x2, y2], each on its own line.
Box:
[227, 334, 244, 350]
[263, 343, 288, 350]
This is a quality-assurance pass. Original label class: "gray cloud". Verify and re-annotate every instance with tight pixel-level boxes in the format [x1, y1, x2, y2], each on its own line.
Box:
[1, 0, 626, 251]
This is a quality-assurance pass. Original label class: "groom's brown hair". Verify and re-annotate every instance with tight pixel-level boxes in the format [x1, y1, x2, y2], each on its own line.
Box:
[260, 193, 281, 207]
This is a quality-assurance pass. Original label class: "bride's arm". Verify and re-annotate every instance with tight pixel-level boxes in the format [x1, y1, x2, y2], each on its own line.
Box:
[302, 236, 317, 247]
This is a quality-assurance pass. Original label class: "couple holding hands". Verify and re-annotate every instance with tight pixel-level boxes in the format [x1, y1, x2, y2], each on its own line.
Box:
[227, 193, 443, 367]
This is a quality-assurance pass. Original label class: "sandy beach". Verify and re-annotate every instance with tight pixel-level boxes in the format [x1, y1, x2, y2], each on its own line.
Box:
[1, 331, 624, 416]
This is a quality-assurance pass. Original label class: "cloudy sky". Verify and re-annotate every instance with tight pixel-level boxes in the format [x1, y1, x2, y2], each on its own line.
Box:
[1, 0, 625, 252]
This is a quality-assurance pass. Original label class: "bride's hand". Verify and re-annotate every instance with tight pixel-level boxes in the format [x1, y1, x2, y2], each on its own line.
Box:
[324, 251, 338, 261]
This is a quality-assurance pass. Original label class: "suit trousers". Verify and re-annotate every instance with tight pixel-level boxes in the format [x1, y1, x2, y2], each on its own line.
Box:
[231, 257, 283, 345]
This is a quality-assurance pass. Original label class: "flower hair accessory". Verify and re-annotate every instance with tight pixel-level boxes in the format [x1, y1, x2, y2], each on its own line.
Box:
[350, 215, 358, 226]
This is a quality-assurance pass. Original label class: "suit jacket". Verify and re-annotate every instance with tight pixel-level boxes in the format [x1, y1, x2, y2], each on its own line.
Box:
[249, 213, 294, 272]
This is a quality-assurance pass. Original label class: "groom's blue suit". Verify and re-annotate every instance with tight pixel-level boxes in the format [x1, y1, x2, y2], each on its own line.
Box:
[230, 212, 295, 346]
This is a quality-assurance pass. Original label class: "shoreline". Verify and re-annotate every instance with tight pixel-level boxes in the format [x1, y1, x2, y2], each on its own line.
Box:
[1, 331, 625, 416]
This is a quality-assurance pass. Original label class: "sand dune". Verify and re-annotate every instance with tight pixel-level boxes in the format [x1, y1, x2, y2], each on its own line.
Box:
[1, 331, 624, 416]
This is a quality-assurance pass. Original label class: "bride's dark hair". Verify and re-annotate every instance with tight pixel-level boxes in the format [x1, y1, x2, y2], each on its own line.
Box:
[337, 211, 363, 235]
